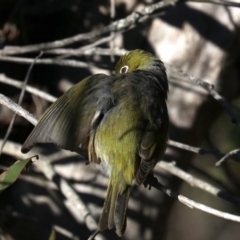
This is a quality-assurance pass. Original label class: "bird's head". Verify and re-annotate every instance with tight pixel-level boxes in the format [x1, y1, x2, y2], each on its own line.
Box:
[115, 49, 168, 95]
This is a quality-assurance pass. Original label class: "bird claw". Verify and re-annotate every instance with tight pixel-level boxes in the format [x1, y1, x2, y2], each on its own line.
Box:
[143, 174, 159, 190]
[144, 182, 152, 190]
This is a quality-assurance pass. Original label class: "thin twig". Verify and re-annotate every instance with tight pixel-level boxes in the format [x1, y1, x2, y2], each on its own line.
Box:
[158, 161, 240, 206]
[216, 149, 240, 166]
[168, 140, 240, 164]
[0, 53, 42, 156]
[45, 46, 127, 57]
[190, 165, 234, 193]
[0, 93, 37, 125]
[110, 0, 116, 63]
[145, 175, 240, 223]
[55, 36, 114, 59]
[0, 74, 56, 102]
[0, 56, 90, 68]
[166, 64, 240, 128]
[88, 230, 100, 240]
[53, 225, 80, 240]
[186, 0, 240, 7]
[168, 140, 223, 156]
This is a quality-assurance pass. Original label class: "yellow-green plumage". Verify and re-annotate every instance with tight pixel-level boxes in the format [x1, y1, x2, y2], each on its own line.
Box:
[21, 49, 169, 237]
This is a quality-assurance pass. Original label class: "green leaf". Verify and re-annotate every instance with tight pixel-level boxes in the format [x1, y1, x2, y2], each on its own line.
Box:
[0, 155, 38, 193]
[48, 228, 56, 240]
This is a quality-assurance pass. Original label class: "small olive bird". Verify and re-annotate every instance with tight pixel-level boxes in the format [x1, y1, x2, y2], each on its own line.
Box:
[21, 49, 169, 236]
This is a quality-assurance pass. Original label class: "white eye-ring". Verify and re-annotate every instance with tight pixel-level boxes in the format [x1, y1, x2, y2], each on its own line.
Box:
[120, 65, 129, 74]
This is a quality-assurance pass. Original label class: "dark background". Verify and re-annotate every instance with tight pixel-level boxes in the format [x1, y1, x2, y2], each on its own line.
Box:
[0, 0, 240, 239]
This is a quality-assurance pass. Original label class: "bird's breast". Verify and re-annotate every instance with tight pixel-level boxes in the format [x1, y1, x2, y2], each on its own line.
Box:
[94, 103, 145, 183]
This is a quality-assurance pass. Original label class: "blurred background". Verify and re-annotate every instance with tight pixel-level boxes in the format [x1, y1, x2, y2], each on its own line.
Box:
[0, 0, 240, 239]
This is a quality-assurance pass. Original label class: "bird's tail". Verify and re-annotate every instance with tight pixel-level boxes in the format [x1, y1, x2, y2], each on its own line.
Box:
[98, 180, 131, 236]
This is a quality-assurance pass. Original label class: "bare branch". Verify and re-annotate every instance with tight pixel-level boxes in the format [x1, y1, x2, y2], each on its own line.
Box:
[158, 161, 240, 205]
[53, 225, 81, 240]
[177, 194, 240, 222]
[166, 64, 240, 128]
[146, 176, 240, 223]
[0, 53, 42, 156]
[110, 0, 116, 62]
[0, 74, 56, 102]
[0, 93, 37, 125]
[88, 230, 100, 240]
[186, 0, 240, 7]
[55, 36, 115, 59]
[0, 56, 90, 68]
[216, 148, 240, 166]
[168, 140, 223, 156]
[45, 47, 127, 57]
[168, 139, 240, 164]
[0, 0, 238, 57]
[0, 0, 179, 56]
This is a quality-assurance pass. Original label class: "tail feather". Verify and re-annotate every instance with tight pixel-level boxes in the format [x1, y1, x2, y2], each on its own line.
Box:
[99, 181, 131, 236]
[114, 187, 131, 236]
[99, 183, 115, 230]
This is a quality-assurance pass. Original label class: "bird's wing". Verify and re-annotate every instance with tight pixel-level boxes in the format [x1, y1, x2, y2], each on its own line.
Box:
[136, 126, 157, 185]
[21, 74, 114, 158]
[136, 105, 169, 185]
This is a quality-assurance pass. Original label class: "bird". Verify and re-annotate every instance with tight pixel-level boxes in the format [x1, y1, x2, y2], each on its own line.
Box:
[21, 49, 169, 237]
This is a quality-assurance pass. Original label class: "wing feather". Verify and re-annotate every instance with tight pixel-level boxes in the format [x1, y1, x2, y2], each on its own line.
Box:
[21, 74, 114, 157]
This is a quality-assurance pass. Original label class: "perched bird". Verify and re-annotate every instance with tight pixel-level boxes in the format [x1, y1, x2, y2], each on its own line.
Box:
[21, 49, 169, 236]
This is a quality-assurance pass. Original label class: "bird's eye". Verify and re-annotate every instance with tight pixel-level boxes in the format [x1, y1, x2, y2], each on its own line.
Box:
[120, 65, 129, 74]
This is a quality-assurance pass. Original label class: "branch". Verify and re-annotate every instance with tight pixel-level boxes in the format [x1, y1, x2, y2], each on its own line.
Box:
[0, 56, 90, 68]
[216, 148, 240, 166]
[54, 36, 117, 59]
[0, 74, 56, 102]
[0, 0, 238, 57]
[0, 93, 37, 125]
[166, 64, 240, 129]
[168, 139, 240, 164]
[0, 0, 179, 56]
[110, 0, 116, 63]
[186, 0, 240, 7]
[168, 139, 223, 156]
[0, 52, 42, 156]
[0, 0, 180, 56]
[158, 161, 240, 206]
[145, 175, 240, 223]
[44, 47, 127, 57]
